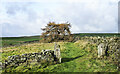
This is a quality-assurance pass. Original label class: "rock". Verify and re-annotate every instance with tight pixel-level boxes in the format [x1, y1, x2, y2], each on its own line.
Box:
[98, 43, 108, 58]
[3, 44, 61, 68]
[54, 43, 61, 63]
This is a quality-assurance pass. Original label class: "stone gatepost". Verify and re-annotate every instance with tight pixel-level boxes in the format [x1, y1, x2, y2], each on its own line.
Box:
[54, 42, 61, 63]
[98, 43, 108, 58]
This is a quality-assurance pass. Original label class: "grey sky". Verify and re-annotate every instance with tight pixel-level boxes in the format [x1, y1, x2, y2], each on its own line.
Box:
[0, 0, 119, 37]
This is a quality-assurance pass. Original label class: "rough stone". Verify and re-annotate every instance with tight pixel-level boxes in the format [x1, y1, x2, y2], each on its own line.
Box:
[2, 44, 62, 68]
[98, 43, 104, 58]
[54, 42, 61, 63]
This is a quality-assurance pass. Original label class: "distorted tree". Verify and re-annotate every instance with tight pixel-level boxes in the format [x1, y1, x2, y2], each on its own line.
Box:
[40, 22, 73, 42]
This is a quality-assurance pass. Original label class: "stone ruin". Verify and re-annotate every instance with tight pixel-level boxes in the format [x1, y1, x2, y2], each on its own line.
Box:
[1, 36, 120, 70]
[74, 36, 120, 70]
[74, 36, 119, 58]
[1, 43, 61, 68]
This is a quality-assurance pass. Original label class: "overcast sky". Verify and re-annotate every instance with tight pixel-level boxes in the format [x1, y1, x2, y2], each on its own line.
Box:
[0, 0, 119, 37]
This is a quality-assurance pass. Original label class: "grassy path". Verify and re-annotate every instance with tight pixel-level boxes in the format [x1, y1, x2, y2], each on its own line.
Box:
[2, 42, 118, 72]
[40, 42, 117, 72]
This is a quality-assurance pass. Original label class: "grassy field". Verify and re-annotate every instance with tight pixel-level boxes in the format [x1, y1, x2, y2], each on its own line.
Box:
[1, 36, 40, 47]
[1, 33, 120, 47]
[1, 33, 119, 72]
[1, 40, 117, 72]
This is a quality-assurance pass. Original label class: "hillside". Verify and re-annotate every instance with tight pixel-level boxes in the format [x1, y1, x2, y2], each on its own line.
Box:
[1, 33, 119, 72]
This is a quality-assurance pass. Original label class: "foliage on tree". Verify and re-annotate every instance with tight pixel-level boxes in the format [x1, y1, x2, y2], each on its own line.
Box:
[40, 22, 73, 42]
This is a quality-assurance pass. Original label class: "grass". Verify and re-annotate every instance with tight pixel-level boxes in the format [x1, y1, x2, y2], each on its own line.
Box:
[1, 33, 119, 72]
[1, 36, 40, 47]
[1, 40, 118, 72]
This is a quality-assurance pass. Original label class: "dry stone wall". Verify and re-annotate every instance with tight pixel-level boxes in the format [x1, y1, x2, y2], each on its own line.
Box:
[74, 36, 120, 70]
[1, 49, 60, 68]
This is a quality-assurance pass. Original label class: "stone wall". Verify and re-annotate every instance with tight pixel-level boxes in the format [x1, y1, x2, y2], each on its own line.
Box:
[1, 49, 60, 68]
[74, 36, 120, 70]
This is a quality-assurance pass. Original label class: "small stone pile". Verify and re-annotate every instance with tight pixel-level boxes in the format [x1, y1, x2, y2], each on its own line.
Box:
[2, 49, 60, 68]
